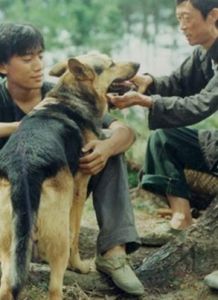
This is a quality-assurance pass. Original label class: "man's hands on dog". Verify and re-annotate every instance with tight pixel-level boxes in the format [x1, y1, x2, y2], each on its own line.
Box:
[107, 73, 154, 109]
[109, 74, 153, 95]
[130, 74, 153, 93]
[108, 91, 153, 109]
[79, 140, 112, 175]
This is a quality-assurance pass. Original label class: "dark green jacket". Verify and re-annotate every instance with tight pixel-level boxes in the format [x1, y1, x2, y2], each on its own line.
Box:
[147, 39, 218, 174]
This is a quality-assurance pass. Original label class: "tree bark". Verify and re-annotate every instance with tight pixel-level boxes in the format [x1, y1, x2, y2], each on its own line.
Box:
[136, 196, 218, 289]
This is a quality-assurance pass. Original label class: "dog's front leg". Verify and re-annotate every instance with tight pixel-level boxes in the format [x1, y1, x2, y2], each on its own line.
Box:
[0, 252, 13, 300]
[0, 179, 13, 300]
[68, 172, 91, 274]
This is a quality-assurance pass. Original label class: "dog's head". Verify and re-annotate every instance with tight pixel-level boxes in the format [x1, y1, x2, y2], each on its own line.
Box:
[49, 52, 139, 116]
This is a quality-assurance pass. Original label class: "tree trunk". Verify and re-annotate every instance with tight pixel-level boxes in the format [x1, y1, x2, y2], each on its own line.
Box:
[136, 196, 218, 289]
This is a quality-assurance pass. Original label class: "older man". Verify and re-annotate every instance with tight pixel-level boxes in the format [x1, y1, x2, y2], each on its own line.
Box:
[109, 0, 218, 289]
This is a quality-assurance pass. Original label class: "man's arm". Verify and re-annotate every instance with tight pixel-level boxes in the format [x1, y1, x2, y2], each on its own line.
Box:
[109, 48, 212, 108]
[109, 74, 218, 129]
[103, 120, 135, 155]
[79, 120, 135, 175]
[148, 77, 218, 129]
[133, 47, 212, 97]
[0, 122, 20, 137]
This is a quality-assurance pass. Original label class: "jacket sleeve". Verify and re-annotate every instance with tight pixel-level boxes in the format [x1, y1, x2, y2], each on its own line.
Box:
[148, 73, 218, 129]
[147, 47, 212, 97]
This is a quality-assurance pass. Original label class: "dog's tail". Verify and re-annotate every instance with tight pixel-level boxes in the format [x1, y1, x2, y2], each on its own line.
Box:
[8, 156, 43, 300]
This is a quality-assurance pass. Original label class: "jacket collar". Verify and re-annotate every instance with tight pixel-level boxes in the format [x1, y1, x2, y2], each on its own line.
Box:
[206, 38, 218, 63]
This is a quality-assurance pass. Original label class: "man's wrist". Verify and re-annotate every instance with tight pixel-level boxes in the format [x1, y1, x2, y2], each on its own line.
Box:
[139, 94, 153, 108]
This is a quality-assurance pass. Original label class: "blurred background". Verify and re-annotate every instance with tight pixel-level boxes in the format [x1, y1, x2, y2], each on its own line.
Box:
[1, 0, 217, 187]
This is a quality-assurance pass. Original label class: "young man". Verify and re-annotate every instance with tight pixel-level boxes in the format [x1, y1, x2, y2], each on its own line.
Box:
[0, 22, 144, 296]
[109, 0, 218, 289]
[109, 0, 218, 230]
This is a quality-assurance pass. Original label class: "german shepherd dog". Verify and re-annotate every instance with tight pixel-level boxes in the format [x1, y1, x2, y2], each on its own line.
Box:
[0, 53, 139, 300]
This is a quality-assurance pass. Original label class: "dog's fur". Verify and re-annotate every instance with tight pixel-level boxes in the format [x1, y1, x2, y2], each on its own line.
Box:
[0, 53, 139, 300]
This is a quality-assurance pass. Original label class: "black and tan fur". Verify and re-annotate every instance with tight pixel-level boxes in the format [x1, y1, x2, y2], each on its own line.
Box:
[0, 53, 139, 300]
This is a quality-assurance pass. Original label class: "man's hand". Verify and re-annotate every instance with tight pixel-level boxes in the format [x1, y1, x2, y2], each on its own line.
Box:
[79, 139, 112, 175]
[108, 91, 153, 109]
[108, 74, 153, 95]
[79, 120, 135, 175]
[130, 74, 153, 93]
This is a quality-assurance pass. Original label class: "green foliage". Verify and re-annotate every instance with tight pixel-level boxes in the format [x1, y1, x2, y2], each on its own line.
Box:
[192, 113, 218, 129]
[110, 106, 149, 184]
[127, 168, 139, 189]
[0, 0, 125, 52]
[0, 0, 177, 51]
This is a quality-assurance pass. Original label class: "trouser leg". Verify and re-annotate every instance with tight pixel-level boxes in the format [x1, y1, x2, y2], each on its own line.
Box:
[88, 154, 141, 255]
[141, 127, 210, 200]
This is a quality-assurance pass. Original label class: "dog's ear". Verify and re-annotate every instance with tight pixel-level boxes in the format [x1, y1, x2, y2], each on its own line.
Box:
[49, 61, 67, 77]
[68, 58, 95, 81]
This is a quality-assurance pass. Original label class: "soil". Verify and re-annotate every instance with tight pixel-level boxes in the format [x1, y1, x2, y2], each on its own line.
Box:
[11, 190, 218, 299]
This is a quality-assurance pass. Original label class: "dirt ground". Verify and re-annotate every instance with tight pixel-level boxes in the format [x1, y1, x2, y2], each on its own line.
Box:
[16, 190, 218, 299]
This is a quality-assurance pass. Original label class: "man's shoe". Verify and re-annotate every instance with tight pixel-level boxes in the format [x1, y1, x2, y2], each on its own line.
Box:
[204, 270, 218, 289]
[95, 254, 144, 296]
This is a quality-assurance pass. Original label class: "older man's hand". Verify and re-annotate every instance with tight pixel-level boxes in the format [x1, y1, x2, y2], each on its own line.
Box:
[108, 91, 153, 109]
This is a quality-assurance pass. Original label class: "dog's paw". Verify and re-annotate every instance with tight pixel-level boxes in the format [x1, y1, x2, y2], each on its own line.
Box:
[68, 258, 91, 274]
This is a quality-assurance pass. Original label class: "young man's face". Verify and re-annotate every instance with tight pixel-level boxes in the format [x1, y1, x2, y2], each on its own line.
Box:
[176, 1, 217, 48]
[0, 49, 44, 90]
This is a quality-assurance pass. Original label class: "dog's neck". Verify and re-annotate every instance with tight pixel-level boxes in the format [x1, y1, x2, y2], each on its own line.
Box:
[47, 83, 103, 119]
[29, 83, 103, 138]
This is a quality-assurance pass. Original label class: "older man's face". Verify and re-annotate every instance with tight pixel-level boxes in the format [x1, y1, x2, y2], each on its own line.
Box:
[176, 1, 217, 49]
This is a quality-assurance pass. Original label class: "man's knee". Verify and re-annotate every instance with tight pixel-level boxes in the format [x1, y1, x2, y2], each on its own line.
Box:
[147, 128, 184, 152]
[147, 129, 169, 153]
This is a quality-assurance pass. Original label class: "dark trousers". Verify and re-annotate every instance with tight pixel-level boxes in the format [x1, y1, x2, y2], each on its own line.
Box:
[141, 127, 211, 200]
[88, 154, 141, 255]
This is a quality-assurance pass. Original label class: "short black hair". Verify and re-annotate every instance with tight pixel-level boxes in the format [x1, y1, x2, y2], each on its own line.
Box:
[176, 0, 218, 18]
[0, 22, 44, 64]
